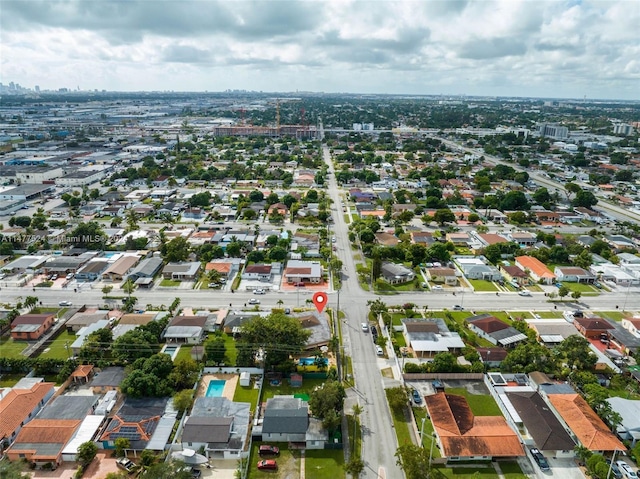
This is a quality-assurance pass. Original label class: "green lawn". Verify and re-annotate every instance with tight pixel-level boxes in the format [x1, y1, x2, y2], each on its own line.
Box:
[38, 330, 77, 359]
[393, 331, 407, 348]
[535, 311, 567, 319]
[500, 462, 527, 479]
[445, 387, 502, 416]
[175, 345, 194, 362]
[601, 311, 629, 322]
[0, 336, 30, 358]
[160, 279, 182, 287]
[413, 407, 440, 458]
[433, 466, 498, 479]
[476, 311, 511, 323]
[563, 282, 599, 293]
[233, 384, 260, 412]
[222, 333, 237, 365]
[305, 449, 344, 478]
[346, 414, 362, 459]
[510, 311, 534, 319]
[0, 373, 26, 387]
[262, 378, 327, 401]
[468, 279, 499, 292]
[386, 389, 412, 447]
[247, 443, 301, 479]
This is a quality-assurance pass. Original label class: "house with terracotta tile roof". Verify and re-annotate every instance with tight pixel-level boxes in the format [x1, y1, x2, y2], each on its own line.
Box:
[11, 313, 55, 340]
[5, 419, 81, 467]
[0, 382, 55, 452]
[547, 394, 626, 453]
[425, 392, 524, 460]
[515, 256, 556, 285]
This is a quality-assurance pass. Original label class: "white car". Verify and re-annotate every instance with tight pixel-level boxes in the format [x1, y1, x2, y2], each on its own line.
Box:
[617, 461, 638, 479]
[58, 301, 72, 307]
[376, 345, 384, 356]
[248, 298, 260, 305]
[518, 290, 532, 296]
[361, 322, 369, 332]
[432, 285, 443, 290]
[254, 289, 266, 295]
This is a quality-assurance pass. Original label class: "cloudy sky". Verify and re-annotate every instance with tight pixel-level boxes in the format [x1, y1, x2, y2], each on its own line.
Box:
[2, 0, 639, 100]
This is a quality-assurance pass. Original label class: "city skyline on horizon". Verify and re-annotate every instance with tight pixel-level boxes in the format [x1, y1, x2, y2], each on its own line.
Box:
[1, 0, 639, 101]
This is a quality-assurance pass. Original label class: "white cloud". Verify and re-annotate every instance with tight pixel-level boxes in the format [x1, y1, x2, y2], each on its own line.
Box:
[1, 0, 638, 99]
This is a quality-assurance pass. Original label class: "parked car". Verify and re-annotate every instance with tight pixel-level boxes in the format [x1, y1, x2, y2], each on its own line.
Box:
[248, 298, 260, 305]
[254, 289, 266, 295]
[376, 345, 384, 356]
[452, 305, 464, 311]
[518, 290, 531, 296]
[606, 459, 623, 479]
[257, 460, 278, 471]
[412, 389, 422, 404]
[259, 445, 280, 456]
[361, 322, 369, 332]
[58, 301, 72, 307]
[116, 458, 136, 473]
[529, 448, 550, 472]
[617, 461, 638, 479]
[284, 308, 291, 314]
[208, 283, 219, 288]
[432, 285, 443, 290]
[370, 325, 378, 337]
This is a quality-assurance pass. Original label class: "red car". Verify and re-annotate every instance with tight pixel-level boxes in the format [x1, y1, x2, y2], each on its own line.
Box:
[259, 445, 280, 456]
[257, 460, 278, 470]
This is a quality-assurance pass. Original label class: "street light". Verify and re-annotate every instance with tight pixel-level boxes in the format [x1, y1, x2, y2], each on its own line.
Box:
[420, 417, 426, 447]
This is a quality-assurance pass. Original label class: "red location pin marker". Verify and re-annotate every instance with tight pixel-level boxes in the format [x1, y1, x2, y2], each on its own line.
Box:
[312, 292, 328, 313]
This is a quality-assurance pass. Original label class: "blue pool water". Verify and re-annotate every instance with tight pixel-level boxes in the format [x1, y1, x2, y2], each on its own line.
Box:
[103, 252, 118, 258]
[162, 345, 180, 360]
[206, 380, 226, 397]
[298, 357, 328, 366]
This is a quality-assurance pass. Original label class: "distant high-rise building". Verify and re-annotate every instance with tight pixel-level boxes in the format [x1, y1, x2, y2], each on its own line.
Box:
[35, 85, 40, 92]
[613, 123, 633, 136]
[353, 122, 374, 131]
[538, 123, 568, 139]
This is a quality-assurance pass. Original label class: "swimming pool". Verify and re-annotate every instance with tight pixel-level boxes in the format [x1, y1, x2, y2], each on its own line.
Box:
[161, 345, 180, 360]
[298, 357, 328, 366]
[206, 380, 226, 397]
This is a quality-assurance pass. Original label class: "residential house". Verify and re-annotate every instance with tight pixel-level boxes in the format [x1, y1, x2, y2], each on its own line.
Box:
[183, 208, 206, 220]
[163, 315, 207, 344]
[184, 397, 251, 459]
[515, 256, 556, 285]
[205, 260, 239, 280]
[499, 264, 529, 286]
[605, 397, 640, 446]
[297, 314, 331, 350]
[127, 257, 164, 283]
[573, 316, 615, 339]
[6, 420, 81, 467]
[425, 392, 524, 460]
[621, 318, 640, 338]
[476, 348, 508, 368]
[375, 232, 400, 247]
[242, 263, 278, 282]
[591, 263, 639, 286]
[605, 321, 640, 355]
[380, 262, 415, 284]
[0, 381, 55, 451]
[43, 256, 88, 275]
[446, 232, 472, 246]
[65, 311, 109, 333]
[70, 320, 109, 355]
[284, 260, 323, 284]
[577, 235, 599, 248]
[503, 390, 576, 456]
[455, 256, 502, 281]
[11, 313, 55, 340]
[268, 203, 289, 217]
[99, 397, 174, 452]
[291, 232, 320, 250]
[507, 232, 536, 247]
[223, 312, 262, 335]
[529, 321, 580, 348]
[101, 255, 140, 282]
[467, 314, 527, 348]
[410, 231, 435, 246]
[426, 267, 458, 286]
[547, 394, 625, 453]
[90, 367, 125, 394]
[75, 260, 109, 282]
[401, 318, 465, 358]
[605, 235, 637, 252]
[111, 313, 159, 339]
[554, 267, 596, 284]
[260, 396, 327, 449]
[162, 262, 201, 280]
